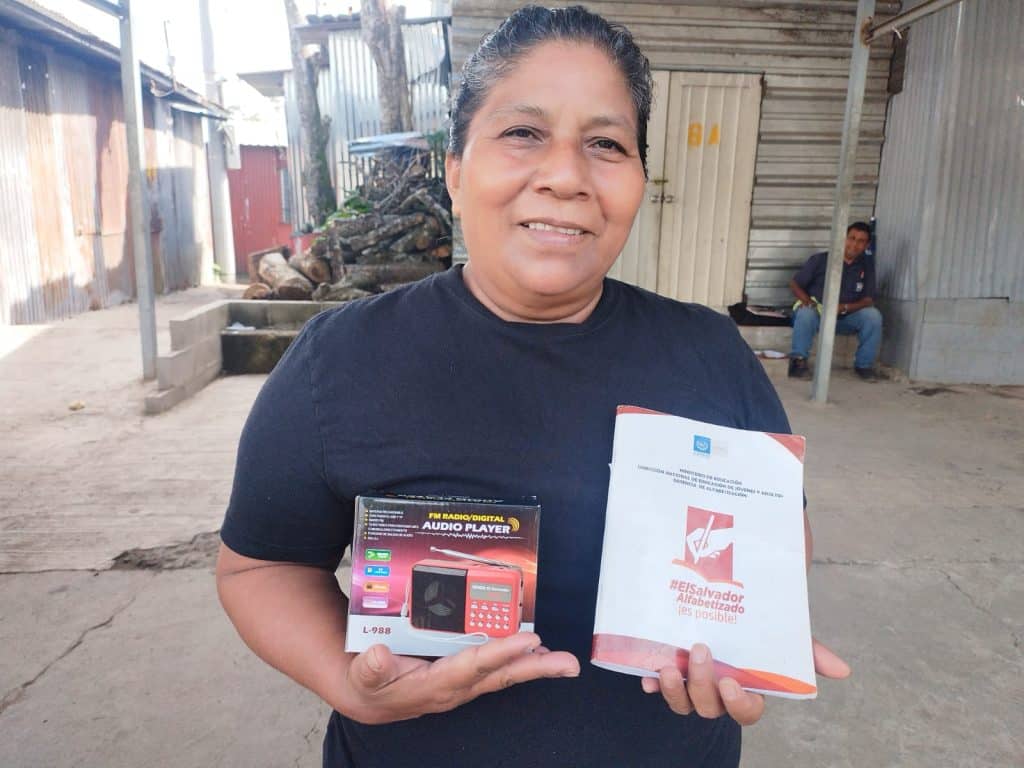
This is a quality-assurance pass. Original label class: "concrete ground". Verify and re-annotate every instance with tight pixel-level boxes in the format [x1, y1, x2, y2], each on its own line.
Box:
[0, 290, 1021, 767]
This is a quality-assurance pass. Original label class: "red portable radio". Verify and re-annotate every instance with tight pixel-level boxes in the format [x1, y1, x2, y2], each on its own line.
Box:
[404, 547, 523, 638]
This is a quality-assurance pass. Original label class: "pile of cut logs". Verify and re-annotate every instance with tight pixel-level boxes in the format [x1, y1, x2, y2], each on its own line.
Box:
[245, 152, 451, 303]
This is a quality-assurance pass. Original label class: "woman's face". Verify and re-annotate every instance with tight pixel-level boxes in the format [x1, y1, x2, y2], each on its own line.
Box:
[447, 42, 646, 322]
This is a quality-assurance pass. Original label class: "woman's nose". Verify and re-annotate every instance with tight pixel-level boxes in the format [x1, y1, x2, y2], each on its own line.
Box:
[532, 141, 592, 200]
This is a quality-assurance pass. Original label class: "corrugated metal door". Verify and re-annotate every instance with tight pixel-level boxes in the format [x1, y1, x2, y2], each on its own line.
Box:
[607, 70, 669, 292]
[657, 72, 761, 309]
[612, 71, 761, 310]
[228, 146, 293, 275]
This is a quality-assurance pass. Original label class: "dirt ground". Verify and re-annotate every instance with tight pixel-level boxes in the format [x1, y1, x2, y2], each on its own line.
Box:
[0, 288, 1020, 767]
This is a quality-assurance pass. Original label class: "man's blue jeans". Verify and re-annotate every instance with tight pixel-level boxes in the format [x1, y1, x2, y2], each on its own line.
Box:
[791, 306, 883, 369]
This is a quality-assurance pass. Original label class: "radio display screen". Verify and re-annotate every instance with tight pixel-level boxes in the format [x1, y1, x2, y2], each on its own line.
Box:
[470, 583, 512, 603]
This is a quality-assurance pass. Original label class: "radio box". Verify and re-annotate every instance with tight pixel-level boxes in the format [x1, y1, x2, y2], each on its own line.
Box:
[346, 495, 541, 657]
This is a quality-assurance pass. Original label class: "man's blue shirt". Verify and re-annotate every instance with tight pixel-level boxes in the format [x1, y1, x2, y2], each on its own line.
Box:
[793, 251, 876, 304]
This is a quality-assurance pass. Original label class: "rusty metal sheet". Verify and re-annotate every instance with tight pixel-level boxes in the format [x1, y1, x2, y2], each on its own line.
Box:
[19, 43, 77, 321]
[0, 38, 42, 324]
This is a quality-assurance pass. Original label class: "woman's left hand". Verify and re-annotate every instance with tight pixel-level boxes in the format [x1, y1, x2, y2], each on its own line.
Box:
[640, 639, 850, 725]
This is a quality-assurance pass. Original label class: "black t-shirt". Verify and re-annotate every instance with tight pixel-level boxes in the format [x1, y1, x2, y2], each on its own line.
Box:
[221, 266, 792, 768]
[792, 251, 876, 304]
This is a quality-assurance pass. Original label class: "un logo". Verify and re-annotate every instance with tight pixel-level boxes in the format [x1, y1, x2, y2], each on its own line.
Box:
[693, 435, 711, 455]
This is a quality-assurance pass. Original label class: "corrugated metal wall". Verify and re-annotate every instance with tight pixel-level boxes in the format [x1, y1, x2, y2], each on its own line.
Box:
[324, 19, 451, 195]
[282, 71, 307, 229]
[875, 0, 1024, 302]
[0, 40, 45, 325]
[0, 27, 214, 324]
[450, 1, 898, 305]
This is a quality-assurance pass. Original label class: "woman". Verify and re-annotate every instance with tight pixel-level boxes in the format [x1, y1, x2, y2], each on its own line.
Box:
[217, 6, 849, 767]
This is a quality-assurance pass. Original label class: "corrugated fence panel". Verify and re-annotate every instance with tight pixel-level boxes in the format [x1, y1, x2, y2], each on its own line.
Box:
[186, 113, 215, 287]
[283, 72, 308, 227]
[20, 43, 78, 322]
[91, 72, 134, 308]
[876, 0, 1024, 302]
[168, 109, 204, 291]
[0, 38, 42, 325]
[451, 1, 898, 306]
[324, 20, 450, 198]
[50, 51, 103, 314]
[929, 0, 1024, 301]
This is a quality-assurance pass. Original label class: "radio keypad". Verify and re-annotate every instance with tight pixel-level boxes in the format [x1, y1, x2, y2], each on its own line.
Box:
[469, 601, 512, 633]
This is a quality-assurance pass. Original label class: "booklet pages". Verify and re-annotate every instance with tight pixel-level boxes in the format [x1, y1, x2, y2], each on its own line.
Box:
[591, 406, 817, 699]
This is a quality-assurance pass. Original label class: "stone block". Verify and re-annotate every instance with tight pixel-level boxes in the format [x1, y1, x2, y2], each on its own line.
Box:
[266, 301, 321, 330]
[991, 353, 1019, 386]
[1007, 302, 1024, 325]
[169, 301, 229, 351]
[923, 298, 956, 323]
[144, 385, 187, 415]
[952, 298, 1008, 327]
[941, 349, 1004, 384]
[185, 357, 223, 397]
[156, 347, 197, 392]
[193, 334, 223, 372]
[911, 347, 947, 382]
[737, 326, 790, 353]
[228, 301, 270, 329]
[918, 322, 979, 352]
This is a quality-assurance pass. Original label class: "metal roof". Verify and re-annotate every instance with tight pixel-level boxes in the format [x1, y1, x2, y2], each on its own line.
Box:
[0, 0, 228, 118]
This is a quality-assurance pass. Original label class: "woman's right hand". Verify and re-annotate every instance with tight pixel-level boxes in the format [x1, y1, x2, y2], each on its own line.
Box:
[337, 632, 580, 724]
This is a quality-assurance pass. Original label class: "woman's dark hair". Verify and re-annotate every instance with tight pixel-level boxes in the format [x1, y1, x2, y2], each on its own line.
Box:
[448, 5, 654, 175]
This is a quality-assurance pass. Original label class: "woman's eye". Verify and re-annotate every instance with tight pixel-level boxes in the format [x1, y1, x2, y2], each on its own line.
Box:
[503, 127, 538, 139]
[593, 138, 626, 153]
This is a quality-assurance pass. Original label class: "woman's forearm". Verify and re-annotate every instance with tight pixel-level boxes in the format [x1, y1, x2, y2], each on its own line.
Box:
[216, 543, 352, 711]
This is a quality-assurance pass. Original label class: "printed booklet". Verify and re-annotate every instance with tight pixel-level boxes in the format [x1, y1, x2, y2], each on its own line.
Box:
[346, 495, 540, 657]
[591, 406, 817, 699]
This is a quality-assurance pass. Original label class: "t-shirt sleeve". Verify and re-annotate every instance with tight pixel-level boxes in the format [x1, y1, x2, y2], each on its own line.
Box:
[791, 252, 821, 292]
[220, 314, 350, 569]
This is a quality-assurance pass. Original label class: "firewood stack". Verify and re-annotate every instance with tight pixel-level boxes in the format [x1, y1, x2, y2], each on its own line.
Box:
[245, 151, 452, 302]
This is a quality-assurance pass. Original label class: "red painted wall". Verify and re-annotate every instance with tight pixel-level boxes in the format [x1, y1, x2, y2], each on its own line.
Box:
[227, 146, 294, 278]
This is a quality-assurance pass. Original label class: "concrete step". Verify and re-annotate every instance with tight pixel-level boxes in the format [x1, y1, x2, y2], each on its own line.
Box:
[737, 324, 858, 368]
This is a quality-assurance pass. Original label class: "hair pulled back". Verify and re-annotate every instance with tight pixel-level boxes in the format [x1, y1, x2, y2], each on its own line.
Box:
[448, 5, 653, 175]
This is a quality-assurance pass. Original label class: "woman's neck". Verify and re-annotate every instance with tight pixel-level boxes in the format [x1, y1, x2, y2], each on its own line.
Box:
[461, 263, 602, 324]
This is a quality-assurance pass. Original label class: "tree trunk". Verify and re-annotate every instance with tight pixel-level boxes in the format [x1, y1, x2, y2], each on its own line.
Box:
[247, 245, 291, 282]
[313, 262, 443, 301]
[258, 251, 315, 300]
[288, 252, 333, 285]
[284, 0, 336, 227]
[242, 282, 275, 300]
[361, 0, 414, 134]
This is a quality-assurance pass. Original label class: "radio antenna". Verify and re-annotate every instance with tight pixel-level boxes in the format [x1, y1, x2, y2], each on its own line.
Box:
[429, 546, 517, 569]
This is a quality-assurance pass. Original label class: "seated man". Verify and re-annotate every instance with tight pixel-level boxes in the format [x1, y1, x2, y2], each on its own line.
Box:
[788, 222, 882, 381]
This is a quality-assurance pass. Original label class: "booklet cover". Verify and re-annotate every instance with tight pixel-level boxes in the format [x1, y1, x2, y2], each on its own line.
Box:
[591, 406, 816, 699]
[346, 495, 540, 657]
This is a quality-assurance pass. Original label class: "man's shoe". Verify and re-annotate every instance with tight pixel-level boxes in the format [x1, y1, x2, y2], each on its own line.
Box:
[854, 366, 877, 381]
[788, 357, 812, 380]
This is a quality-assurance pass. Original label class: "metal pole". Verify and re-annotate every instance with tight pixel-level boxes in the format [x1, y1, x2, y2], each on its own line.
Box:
[865, 0, 965, 43]
[198, 0, 236, 284]
[119, 0, 158, 380]
[811, 0, 875, 403]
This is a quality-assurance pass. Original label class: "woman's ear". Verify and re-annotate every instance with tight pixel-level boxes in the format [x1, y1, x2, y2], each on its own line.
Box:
[445, 153, 462, 218]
